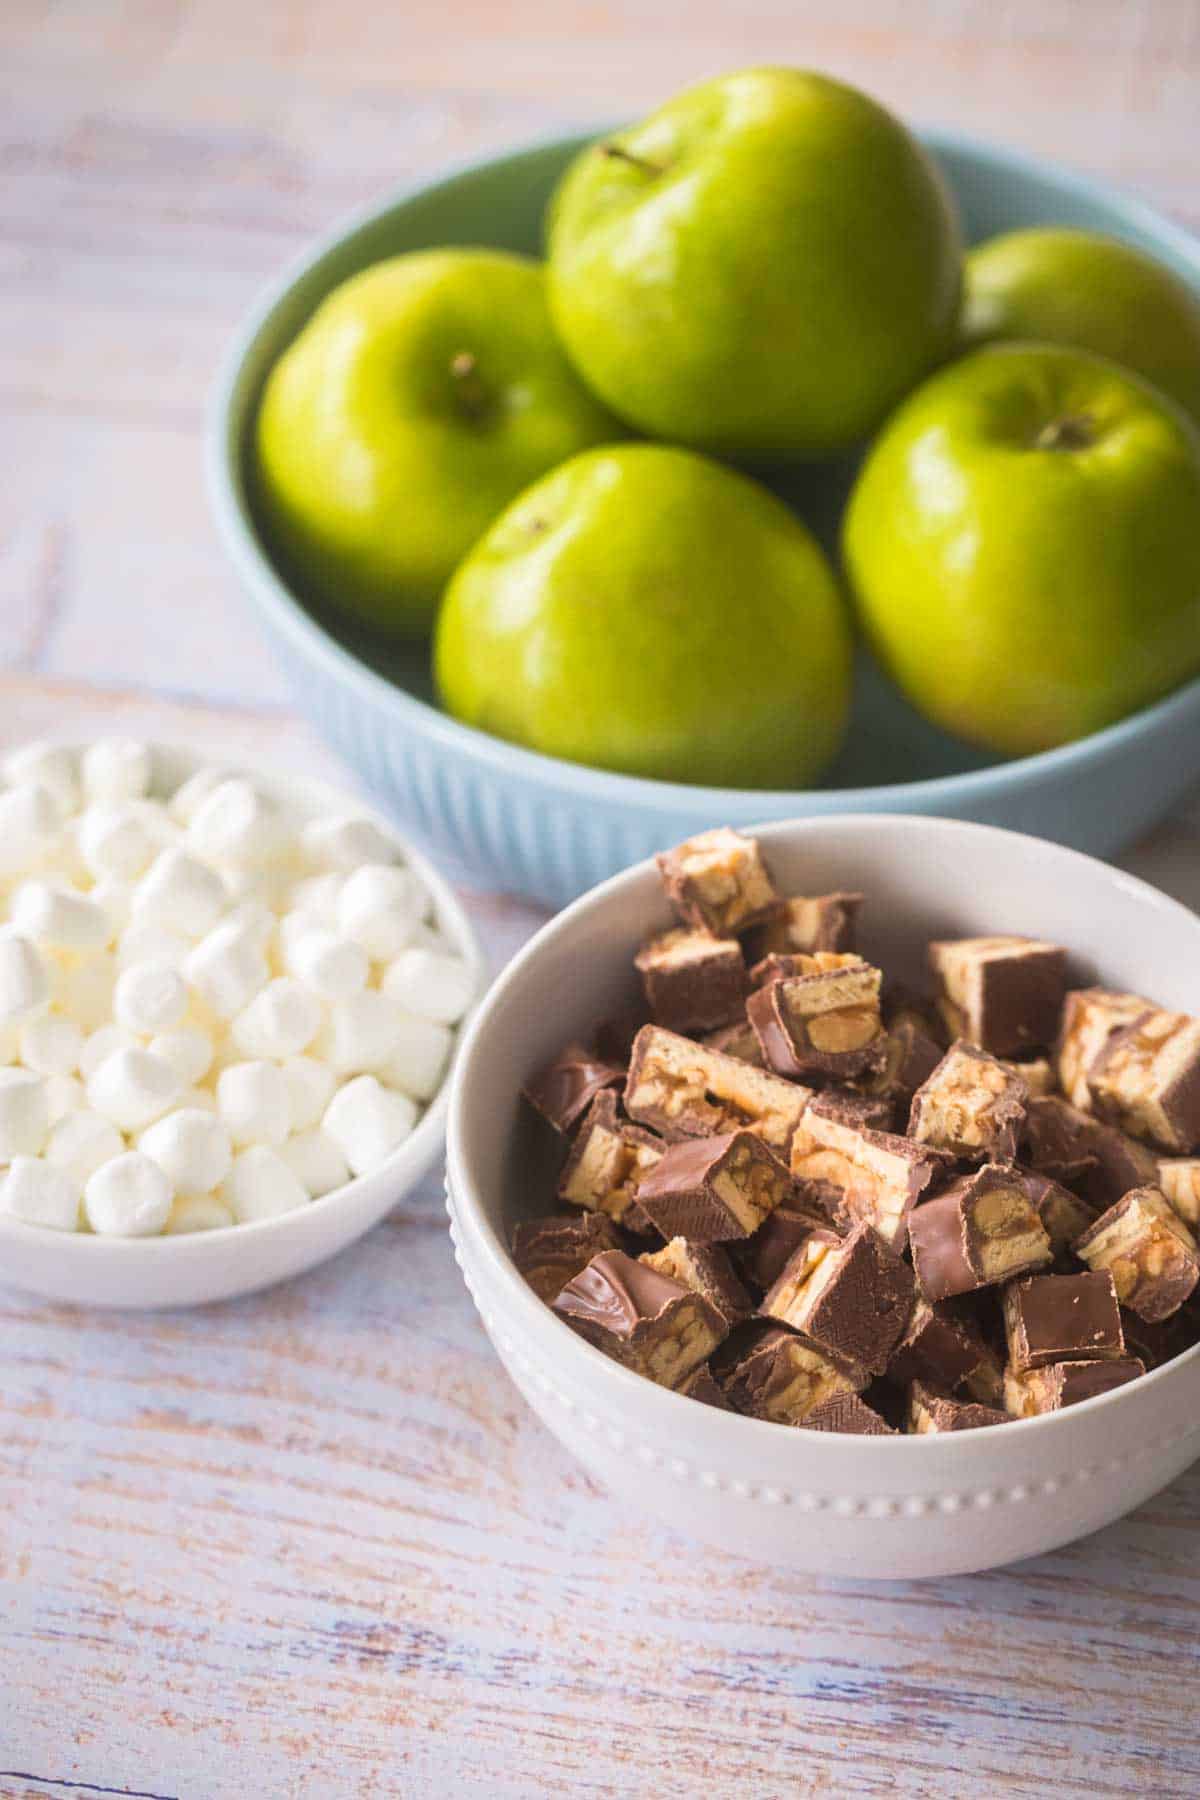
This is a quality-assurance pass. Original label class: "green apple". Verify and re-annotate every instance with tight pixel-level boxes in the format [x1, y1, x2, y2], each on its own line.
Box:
[963, 227, 1200, 423]
[254, 249, 620, 637]
[545, 67, 962, 459]
[435, 444, 852, 786]
[842, 343, 1200, 756]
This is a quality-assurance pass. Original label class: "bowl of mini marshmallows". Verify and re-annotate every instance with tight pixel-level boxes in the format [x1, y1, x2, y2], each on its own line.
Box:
[0, 739, 484, 1308]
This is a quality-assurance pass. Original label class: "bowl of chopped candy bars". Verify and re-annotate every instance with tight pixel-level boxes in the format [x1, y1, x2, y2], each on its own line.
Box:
[446, 815, 1200, 1577]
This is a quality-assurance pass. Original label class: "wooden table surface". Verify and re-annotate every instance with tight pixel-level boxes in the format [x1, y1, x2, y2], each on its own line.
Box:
[3, 4, 1200, 1794]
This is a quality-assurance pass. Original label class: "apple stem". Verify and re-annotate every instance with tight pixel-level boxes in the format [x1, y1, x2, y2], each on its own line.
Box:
[599, 141, 663, 177]
[450, 351, 489, 419]
[1035, 412, 1096, 452]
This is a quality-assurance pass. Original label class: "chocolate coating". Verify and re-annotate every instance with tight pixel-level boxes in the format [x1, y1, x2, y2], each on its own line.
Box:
[1003, 1271, 1124, 1372]
[523, 1042, 624, 1135]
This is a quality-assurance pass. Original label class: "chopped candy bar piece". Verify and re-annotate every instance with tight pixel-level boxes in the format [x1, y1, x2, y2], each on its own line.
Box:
[808, 1087, 896, 1135]
[1056, 987, 1151, 1111]
[909, 1164, 1052, 1301]
[1002, 1271, 1125, 1371]
[748, 947, 863, 989]
[887, 1297, 998, 1396]
[676, 1362, 733, 1409]
[929, 935, 1066, 1056]
[907, 1381, 1008, 1434]
[732, 1197, 839, 1294]
[761, 1221, 915, 1375]
[1002, 1056, 1055, 1098]
[858, 1017, 943, 1110]
[908, 1041, 1028, 1162]
[1004, 1357, 1144, 1417]
[701, 1019, 764, 1066]
[624, 1025, 810, 1154]
[656, 827, 780, 937]
[744, 892, 862, 961]
[747, 957, 885, 1080]
[523, 1041, 624, 1135]
[1158, 1158, 1200, 1227]
[1022, 1170, 1099, 1258]
[634, 1129, 794, 1242]
[557, 1090, 665, 1226]
[638, 1236, 753, 1329]
[805, 1391, 896, 1435]
[1075, 1186, 1200, 1322]
[1022, 1094, 1157, 1206]
[791, 1095, 949, 1249]
[718, 1323, 866, 1425]
[1087, 1009, 1200, 1153]
[553, 1250, 725, 1387]
[634, 927, 747, 1035]
[1120, 1299, 1200, 1370]
[511, 1212, 623, 1304]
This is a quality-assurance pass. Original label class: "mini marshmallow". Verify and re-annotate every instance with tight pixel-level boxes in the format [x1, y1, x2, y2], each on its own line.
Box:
[113, 962, 189, 1035]
[231, 979, 323, 1061]
[283, 924, 368, 1001]
[165, 1192, 234, 1234]
[91, 879, 134, 938]
[0, 1023, 17, 1064]
[3, 743, 79, 815]
[140, 1108, 233, 1194]
[185, 920, 269, 1019]
[187, 778, 286, 867]
[381, 1011, 452, 1102]
[0, 935, 50, 1025]
[322, 1075, 416, 1176]
[280, 1056, 336, 1133]
[10, 882, 110, 953]
[52, 951, 118, 1032]
[224, 899, 276, 951]
[84, 1150, 172, 1237]
[223, 1146, 309, 1223]
[117, 922, 191, 971]
[79, 1024, 137, 1080]
[216, 1060, 290, 1147]
[148, 1027, 214, 1087]
[382, 947, 474, 1024]
[168, 766, 226, 827]
[45, 1109, 124, 1186]
[133, 848, 226, 939]
[289, 873, 343, 924]
[303, 814, 396, 872]
[81, 739, 151, 805]
[0, 1067, 49, 1157]
[0, 783, 65, 876]
[1, 1156, 80, 1231]
[337, 864, 424, 961]
[279, 1129, 351, 1198]
[316, 990, 402, 1075]
[87, 1045, 180, 1132]
[18, 1013, 83, 1076]
[78, 804, 157, 883]
[44, 1074, 86, 1125]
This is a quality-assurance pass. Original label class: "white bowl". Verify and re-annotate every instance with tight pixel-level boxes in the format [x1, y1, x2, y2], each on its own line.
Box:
[0, 743, 485, 1310]
[446, 815, 1200, 1579]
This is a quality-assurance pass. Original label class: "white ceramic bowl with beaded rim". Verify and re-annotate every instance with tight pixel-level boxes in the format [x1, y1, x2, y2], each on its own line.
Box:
[0, 742, 485, 1310]
[446, 814, 1200, 1579]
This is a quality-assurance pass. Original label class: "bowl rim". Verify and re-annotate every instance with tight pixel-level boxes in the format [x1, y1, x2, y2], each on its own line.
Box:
[446, 811, 1200, 1452]
[206, 121, 1200, 820]
[0, 738, 487, 1261]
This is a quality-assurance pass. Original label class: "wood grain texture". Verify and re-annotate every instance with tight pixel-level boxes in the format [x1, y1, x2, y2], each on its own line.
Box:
[2, 2, 1200, 1794]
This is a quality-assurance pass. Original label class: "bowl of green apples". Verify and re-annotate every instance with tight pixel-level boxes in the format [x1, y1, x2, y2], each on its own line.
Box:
[208, 68, 1200, 908]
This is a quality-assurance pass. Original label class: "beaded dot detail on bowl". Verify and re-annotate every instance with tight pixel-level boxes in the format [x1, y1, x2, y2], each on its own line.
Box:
[0, 740, 474, 1237]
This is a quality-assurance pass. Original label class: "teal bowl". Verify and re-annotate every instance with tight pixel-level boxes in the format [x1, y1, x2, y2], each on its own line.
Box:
[207, 128, 1200, 908]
